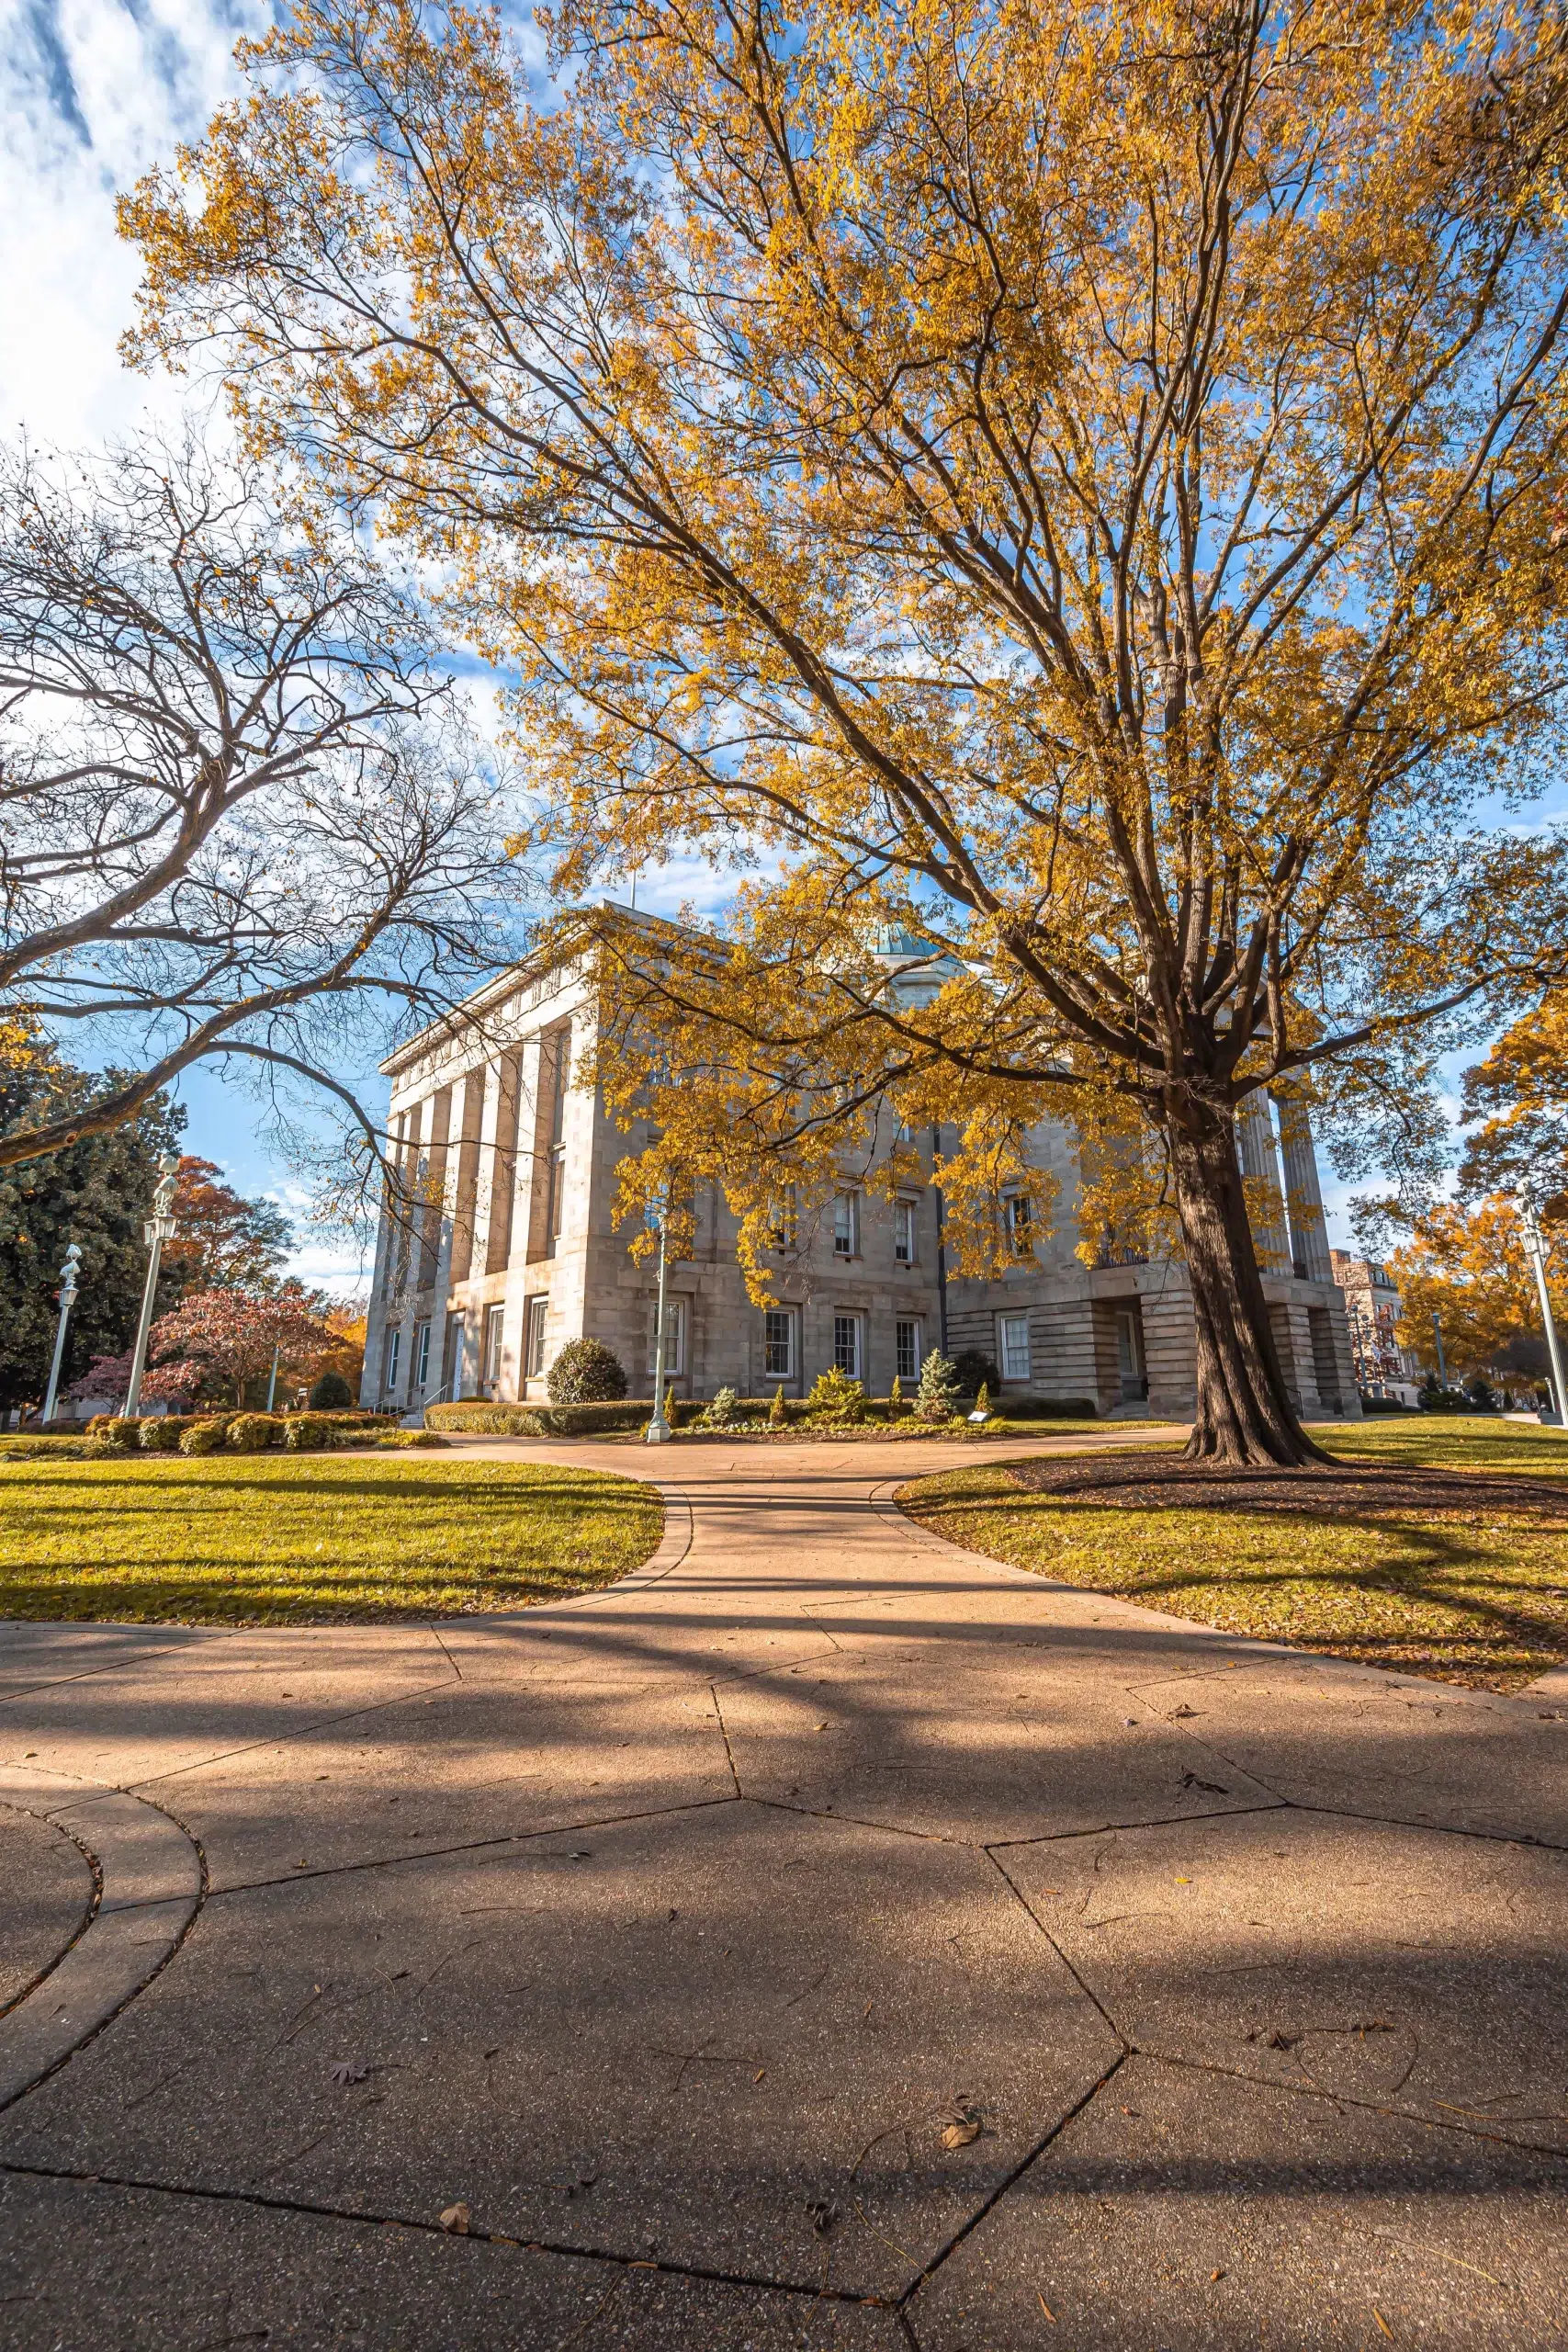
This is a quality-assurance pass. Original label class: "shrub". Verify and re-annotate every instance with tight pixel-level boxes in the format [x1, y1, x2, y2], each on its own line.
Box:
[974, 1381, 991, 1418]
[140, 1416, 193, 1453]
[308, 1369, 355, 1410]
[98, 1416, 141, 1449]
[285, 1412, 331, 1452]
[915, 1351, 961, 1421]
[547, 1338, 629, 1404]
[952, 1350, 1000, 1397]
[997, 1396, 1099, 1420]
[888, 1374, 906, 1417]
[698, 1385, 739, 1429]
[805, 1366, 868, 1424]
[227, 1413, 283, 1453]
[769, 1384, 787, 1428]
[179, 1416, 232, 1455]
[426, 1397, 660, 1436]
[376, 1428, 449, 1449]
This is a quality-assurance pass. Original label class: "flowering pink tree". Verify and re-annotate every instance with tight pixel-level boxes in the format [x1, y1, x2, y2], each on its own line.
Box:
[66, 1351, 203, 1409]
[143, 1284, 333, 1407]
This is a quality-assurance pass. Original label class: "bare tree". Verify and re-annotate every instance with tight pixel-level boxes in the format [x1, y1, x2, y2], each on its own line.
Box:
[0, 431, 523, 1171]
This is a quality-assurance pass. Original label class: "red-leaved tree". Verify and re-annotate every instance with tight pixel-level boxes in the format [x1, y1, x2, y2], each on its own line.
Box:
[144, 1285, 333, 1407]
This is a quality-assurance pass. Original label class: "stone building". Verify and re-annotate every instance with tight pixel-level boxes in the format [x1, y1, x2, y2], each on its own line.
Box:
[1330, 1250, 1421, 1401]
[362, 939, 1359, 1424]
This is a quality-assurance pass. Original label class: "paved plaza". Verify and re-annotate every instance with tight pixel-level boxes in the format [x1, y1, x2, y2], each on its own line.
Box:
[2, 1431, 1566, 2347]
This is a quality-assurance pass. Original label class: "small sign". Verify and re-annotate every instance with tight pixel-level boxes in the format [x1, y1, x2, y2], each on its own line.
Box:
[968, 1409, 988, 1424]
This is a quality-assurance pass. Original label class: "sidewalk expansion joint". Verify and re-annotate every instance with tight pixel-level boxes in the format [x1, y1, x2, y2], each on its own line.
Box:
[0, 2157, 905, 2307]
[1139, 2047, 1568, 2160]
[209, 1792, 747, 1896]
[891, 2051, 1130, 2309]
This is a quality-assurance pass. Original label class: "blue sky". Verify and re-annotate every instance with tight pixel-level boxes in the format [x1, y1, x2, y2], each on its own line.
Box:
[6, 0, 1563, 1286]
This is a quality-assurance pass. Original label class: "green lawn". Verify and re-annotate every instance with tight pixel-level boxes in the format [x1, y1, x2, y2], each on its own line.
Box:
[0, 1455, 663, 1623]
[898, 1416, 1568, 1692]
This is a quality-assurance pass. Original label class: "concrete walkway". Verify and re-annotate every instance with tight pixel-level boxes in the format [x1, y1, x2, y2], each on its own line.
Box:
[1, 1429, 1566, 2348]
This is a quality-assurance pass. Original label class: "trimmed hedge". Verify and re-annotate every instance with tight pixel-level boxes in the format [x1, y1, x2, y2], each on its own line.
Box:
[994, 1396, 1100, 1420]
[427, 1398, 683, 1436]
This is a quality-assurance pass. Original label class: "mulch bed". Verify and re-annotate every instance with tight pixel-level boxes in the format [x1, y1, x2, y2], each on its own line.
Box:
[1002, 1451, 1568, 1521]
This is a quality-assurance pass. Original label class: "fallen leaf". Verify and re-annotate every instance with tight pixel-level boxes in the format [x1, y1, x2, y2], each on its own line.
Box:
[1179, 1770, 1230, 1793]
[1036, 2290, 1055, 2322]
[1374, 2312, 1395, 2342]
[439, 2203, 470, 2235]
[565, 1850, 591, 1860]
[328, 2061, 367, 2086]
[753, 2068, 766, 2083]
[806, 2199, 839, 2234]
[942, 2118, 982, 2148]
[1211, 2267, 1225, 2281]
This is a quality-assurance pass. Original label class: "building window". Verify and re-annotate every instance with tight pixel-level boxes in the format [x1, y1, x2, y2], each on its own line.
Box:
[414, 1320, 431, 1390]
[895, 1318, 920, 1383]
[384, 1326, 401, 1391]
[483, 1304, 506, 1385]
[833, 1192, 860, 1258]
[1005, 1194, 1033, 1257]
[647, 1296, 687, 1375]
[764, 1309, 796, 1380]
[998, 1312, 1031, 1382]
[833, 1314, 861, 1377]
[894, 1198, 917, 1265]
[525, 1295, 548, 1377]
[765, 1188, 798, 1251]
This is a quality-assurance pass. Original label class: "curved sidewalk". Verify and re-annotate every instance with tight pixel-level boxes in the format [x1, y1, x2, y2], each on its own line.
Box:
[1, 1429, 1566, 2348]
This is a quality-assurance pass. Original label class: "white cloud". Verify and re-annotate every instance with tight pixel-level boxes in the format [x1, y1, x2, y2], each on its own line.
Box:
[0, 0, 260, 445]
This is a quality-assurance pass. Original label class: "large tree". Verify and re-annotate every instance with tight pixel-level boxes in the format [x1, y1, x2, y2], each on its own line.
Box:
[0, 430, 523, 1175]
[163, 1157, 293, 1295]
[124, 0, 1568, 1462]
[0, 1032, 186, 1414]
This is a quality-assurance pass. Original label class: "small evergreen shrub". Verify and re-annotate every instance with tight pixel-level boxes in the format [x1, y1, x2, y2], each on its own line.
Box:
[974, 1381, 991, 1418]
[699, 1385, 739, 1429]
[179, 1417, 232, 1455]
[769, 1384, 788, 1428]
[308, 1369, 355, 1411]
[805, 1366, 868, 1424]
[228, 1413, 283, 1453]
[100, 1416, 141, 1449]
[285, 1412, 331, 1452]
[547, 1337, 629, 1404]
[888, 1374, 906, 1417]
[916, 1351, 961, 1421]
[951, 1350, 1000, 1397]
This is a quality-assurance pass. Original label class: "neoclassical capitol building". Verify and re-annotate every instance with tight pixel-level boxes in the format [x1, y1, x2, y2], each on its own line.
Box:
[362, 938, 1359, 1424]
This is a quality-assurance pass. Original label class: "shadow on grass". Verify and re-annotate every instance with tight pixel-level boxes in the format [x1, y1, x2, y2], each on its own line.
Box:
[904, 1465, 1568, 1688]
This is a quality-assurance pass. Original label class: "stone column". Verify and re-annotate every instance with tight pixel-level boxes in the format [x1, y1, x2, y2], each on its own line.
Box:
[1273, 1093, 1334, 1283]
[1235, 1092, 1291, 1274]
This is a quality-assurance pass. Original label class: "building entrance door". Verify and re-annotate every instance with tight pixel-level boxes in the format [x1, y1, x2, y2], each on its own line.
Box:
[1115, 1306, 1148, 1403]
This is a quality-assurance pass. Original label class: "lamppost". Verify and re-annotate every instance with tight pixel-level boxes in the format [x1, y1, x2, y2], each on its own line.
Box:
[1519, 1200, 1568, 1423]
[123, 1153, 179, 1419]
[41, 1243, 83, 1426]
[646, 1187, 672, 1444]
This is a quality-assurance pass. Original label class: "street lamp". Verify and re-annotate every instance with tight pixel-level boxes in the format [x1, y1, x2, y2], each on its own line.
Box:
[123, 1153, 180, 1419]
[646, 1187, 672, 1444]
[1519, 1200, 1568, 1424]
[41, 1243, 83, 1426]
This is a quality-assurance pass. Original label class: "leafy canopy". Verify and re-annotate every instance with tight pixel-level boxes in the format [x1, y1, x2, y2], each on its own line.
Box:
[122, 0, 1568, 1304]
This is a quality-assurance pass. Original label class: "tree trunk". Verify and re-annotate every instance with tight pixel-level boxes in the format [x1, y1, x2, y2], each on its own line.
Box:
[1165, 1100, 1333, 1468]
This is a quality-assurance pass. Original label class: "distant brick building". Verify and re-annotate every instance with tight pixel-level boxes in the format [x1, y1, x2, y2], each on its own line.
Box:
[1329, 1250, 1421, 1400]
[363, 937, 1359, 1424]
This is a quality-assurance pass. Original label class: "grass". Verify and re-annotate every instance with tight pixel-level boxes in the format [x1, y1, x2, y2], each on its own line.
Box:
[0, 1454, 663, 1624]
[898, 1415, 1568, 1693]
